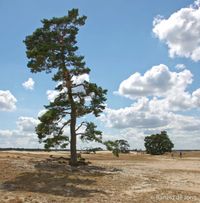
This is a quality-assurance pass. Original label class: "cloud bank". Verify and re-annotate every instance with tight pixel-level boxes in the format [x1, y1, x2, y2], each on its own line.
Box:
[0, 116, 40, 148]
[101, 64, 200, 149]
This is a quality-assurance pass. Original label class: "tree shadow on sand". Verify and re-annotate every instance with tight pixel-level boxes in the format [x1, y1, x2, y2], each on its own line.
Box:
[1, 157, 118, 198]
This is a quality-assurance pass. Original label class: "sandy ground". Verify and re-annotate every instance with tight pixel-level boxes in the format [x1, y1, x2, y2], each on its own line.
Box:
[0, 151, 200, 203]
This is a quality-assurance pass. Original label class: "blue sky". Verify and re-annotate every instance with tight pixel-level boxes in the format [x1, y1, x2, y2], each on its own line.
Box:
[1, 0, 200, 149]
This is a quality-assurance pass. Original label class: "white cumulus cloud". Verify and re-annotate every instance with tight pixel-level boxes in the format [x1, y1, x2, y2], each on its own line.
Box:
[153, 1, 200, 61]
[16, 116, 39, 132]
[100, 97, 170, 129]
[0, 116, 41, 148]
[175, 64, 186, 70]
[117, 64, 193, 100]
[22, 78, 35, 90]
[0, 90, 17, 111]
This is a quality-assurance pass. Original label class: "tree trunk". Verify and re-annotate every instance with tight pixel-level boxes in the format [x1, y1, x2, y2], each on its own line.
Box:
[62, 67, 78, 166]
[70, 110, 77, 166]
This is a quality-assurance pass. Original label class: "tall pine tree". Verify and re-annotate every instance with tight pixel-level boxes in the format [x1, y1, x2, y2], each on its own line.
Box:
[24, 9, 107, 166]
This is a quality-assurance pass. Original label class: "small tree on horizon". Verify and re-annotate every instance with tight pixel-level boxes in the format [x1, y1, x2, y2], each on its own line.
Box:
[144, 131, 174, 155]
[104, 140, 130, 156]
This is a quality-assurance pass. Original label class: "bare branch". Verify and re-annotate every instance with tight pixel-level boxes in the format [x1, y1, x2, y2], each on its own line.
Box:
[75, 121, 86, 132]
[54, 117, 64, 125]
[57, 119, 71, 136]
[72, 83, 85, 88]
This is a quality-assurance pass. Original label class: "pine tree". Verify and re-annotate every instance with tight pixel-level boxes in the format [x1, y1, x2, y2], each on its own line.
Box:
[24, 9, 107, 166]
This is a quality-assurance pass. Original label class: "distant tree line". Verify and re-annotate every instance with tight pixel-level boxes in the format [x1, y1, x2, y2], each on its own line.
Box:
[0, 148, 46, 151]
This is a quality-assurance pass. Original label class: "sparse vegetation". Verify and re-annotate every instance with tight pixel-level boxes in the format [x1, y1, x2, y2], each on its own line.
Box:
[104, 140, 130, 157]
[0, 151, 200, 203]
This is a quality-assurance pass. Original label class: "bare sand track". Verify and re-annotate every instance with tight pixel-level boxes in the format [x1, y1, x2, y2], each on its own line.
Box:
[0, 151, 200, 203]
